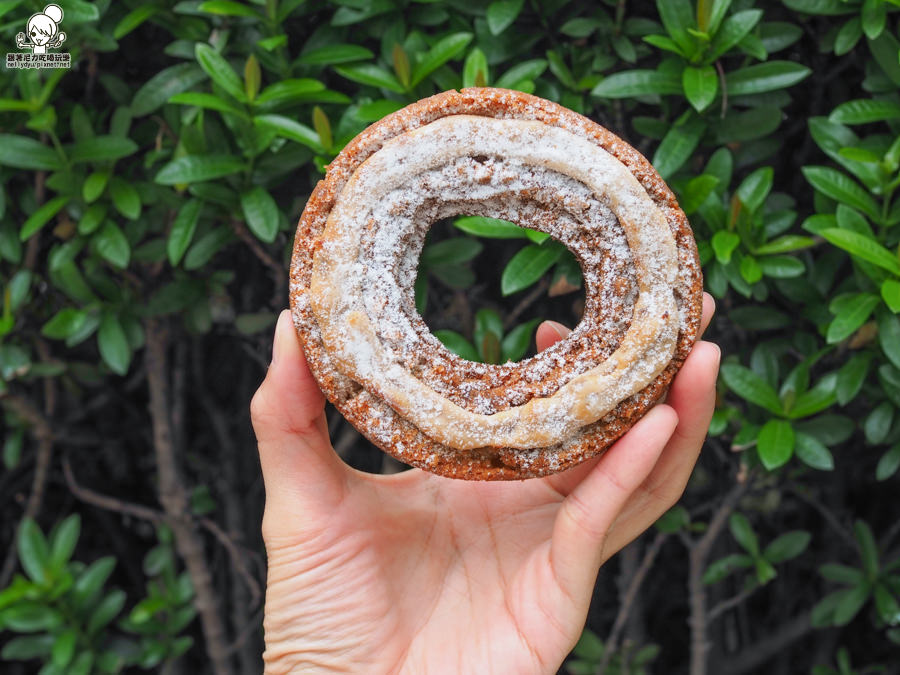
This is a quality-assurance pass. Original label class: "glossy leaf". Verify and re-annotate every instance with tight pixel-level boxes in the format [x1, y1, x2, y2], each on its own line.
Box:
[757, 419, 795, 470]
[501, 243, 563, 295]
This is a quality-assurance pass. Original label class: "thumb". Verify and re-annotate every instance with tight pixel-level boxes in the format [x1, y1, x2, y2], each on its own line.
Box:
[250, 310, 347, 510]
[536, 320, 571, 352]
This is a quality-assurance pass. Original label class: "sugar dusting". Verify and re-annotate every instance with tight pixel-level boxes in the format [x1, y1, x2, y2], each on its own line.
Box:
[308, 114, 679, 451]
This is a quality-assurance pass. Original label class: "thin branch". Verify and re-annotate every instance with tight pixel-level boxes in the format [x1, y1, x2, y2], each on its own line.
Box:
[231, 218, 287, 308]
[597, 532, 668, 674]
[0, 369, 57, 586]
[199, 517, 262, 607]
[502, 276, 550, 330]
[789, 484, 854, 548]
[707, 585, 758, 623]
[63, 455, 164, 523]
[688, 472, 755, 675]
[145, 318, 235, 675]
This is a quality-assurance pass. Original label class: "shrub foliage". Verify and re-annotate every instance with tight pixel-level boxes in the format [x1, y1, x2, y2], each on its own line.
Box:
[1, 0, 899, 673]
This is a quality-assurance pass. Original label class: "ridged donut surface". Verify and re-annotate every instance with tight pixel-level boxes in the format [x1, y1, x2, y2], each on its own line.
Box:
[290, 88, 703, 480]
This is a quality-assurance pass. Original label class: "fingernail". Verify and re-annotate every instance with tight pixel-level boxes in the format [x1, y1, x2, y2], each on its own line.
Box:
[271, 310, 291, 366]
[547, 321, 571, 340]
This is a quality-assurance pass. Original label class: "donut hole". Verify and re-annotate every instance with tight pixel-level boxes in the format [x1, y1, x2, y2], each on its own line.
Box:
[415, 215, 586, 365]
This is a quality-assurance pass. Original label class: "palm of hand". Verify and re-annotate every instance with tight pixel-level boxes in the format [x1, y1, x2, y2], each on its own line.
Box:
[254, 300, 717, 674]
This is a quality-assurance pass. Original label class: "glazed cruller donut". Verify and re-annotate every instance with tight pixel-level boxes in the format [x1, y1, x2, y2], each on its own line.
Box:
[290, 88, 703, 480]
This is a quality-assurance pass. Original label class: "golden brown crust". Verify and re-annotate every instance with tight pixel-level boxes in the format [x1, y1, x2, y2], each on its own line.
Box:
[290, 88, 703, 480]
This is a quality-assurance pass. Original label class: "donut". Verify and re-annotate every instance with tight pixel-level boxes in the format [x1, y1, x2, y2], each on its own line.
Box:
[290, 88, 703, 480]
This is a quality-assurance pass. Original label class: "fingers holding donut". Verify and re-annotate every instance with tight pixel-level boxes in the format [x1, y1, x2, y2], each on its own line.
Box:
[251, 310, 349, 512]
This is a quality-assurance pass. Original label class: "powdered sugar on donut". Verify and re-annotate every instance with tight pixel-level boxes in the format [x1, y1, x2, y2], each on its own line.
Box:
[309, 115, 679, 450]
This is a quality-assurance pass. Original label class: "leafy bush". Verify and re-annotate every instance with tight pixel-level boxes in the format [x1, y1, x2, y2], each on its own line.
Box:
[1, 0, 899, 673]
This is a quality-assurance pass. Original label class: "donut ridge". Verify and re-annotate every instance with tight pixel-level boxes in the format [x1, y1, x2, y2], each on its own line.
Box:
[290, 88, 703, 480]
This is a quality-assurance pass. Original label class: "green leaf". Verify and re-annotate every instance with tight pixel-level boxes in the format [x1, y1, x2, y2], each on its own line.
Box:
[827, 292, 880, 343]
[495, 60, 548, 89]
[463, 47, 489, 88]
[764, 530, 811, 563]
[18, 519, 50, 585]
[434, 330, 479, 362]
[834, 16, 863, 55]
[109, 177, 141, 220]
[72, 557, 116, 609]
[49, 515, 80, 569]
[829, 99, 900, 125]
[502, 318, 541, 362]
[0, 134, 62, 170]
[68, 136, 138, 164]
[254, 114, 322, 151]
[805, 167, 881, 220]
[98, 313, 131, 375]
[783, 0, 855, 15]
[652, 115, 705, 179]
[131, 63, 207, 116]
[87, 590, 126, 635]
[877, 311, 900, 370]
[867, 31, 900, 87]
[169, 92, 246, 117]
[42, 308, 88, 340]
[155, 155, 246, 184]
[83, 171, 109, 203]
[411, 32, 473, 87]
[864, 401, 894, 444]
[837, 352, 871, 404]
[198, 0, 258, 17]
[422, 238, 483, 267]
[712, 230, 740, 264]
[759, 256, 804, 279]
[486, 0, 524, 35]
[795, 432, 835, 470]
[757, 418, 795, 470]
[753, 235, 815, 255]
[241, 186, 279, 243]
[682, 65, 718, 112]
[821, 229, 900, 276]
[113, 5, 159, 39]
[19, 196, 69, 241]
[254, 79, 329, 107]
[3, 604, 62, 632]
[862, 0, 887, 40]
[876, 442, 900, 480]
[854, 520, 879, 578]
[453, 216, 527, 239]
[881, 279, 900, 314]
[720, 363, 784, 414]
[736, 167, 773, 213]
[334, 63, 406, 92]
[729, 512, 759, 555]
[709, 9, 763, 60]
[51, 629, 76, 669]
[592, 70, 683, 98]
[703, 553, 754, 584]
[725, 61, 811, 95]
[501, 243, 564, 295]
[296, 44, 374, 65]
[195, 43, 247, 102]
[0, 635, 54, 660]
[92, 221, 131, 269]
[657, 0, 695, 55]
[680, 174, 719, 214]
[168, 199, 202, 266]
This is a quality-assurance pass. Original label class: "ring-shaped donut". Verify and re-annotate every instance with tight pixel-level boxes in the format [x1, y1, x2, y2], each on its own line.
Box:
[290, 88, 703, 480]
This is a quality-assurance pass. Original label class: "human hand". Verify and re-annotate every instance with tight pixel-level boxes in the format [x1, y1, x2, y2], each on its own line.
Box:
[251, 295, 718, 674]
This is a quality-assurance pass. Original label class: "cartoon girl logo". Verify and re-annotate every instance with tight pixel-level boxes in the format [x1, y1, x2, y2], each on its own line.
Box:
[15, 4, 66, 55]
